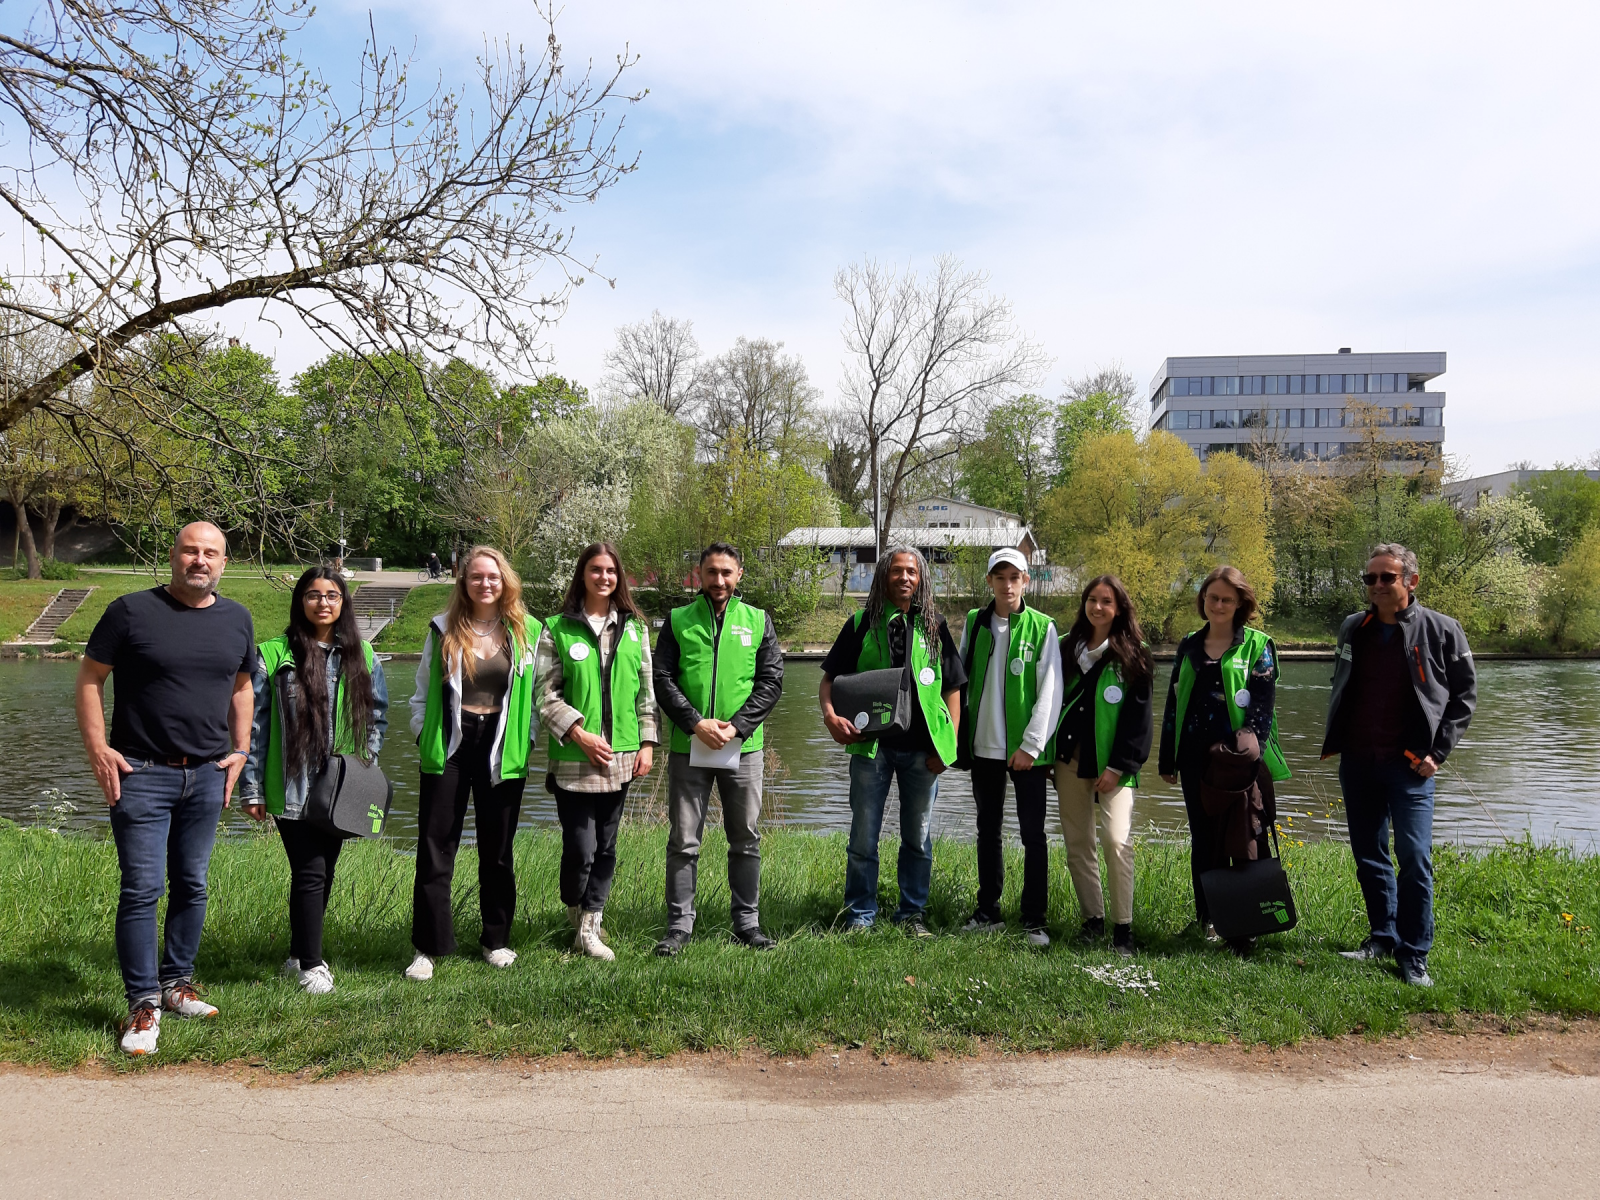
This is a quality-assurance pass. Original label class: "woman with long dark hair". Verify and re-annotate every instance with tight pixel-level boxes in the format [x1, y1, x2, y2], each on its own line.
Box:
[1157, 565, 1291, 951]
[405, 545, 542, 982]
[1055, 574, 1153, 955]
[535, 542, 659, 960]
[240, 567, 388, 994]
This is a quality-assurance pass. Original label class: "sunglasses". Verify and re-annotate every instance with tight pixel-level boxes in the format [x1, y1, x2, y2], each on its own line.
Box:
[1362, 571, 1401, 586]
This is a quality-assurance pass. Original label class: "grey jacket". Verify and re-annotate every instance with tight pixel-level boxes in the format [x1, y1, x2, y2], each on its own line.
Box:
[1321, 601, 1476, 764]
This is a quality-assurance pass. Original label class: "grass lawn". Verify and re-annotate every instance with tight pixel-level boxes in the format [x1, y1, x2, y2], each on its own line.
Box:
[1, 821, 1594, 1074]
[372, 583, 453, 653]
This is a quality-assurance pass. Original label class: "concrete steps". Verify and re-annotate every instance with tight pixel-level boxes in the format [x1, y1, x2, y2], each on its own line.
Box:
[21, 588, 94, 643]
[351, 585, 411, 642]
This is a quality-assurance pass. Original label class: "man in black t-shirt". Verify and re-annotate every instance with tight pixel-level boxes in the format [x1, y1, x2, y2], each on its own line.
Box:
[76, 521, 257, 1055]
[819, 548, 966, 933]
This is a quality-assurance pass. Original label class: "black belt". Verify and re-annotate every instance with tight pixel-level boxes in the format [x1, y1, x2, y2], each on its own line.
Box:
[156, 754, 222, 767]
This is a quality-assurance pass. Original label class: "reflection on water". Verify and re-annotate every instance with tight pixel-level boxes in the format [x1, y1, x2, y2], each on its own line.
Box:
[3, 658, 1597, 850]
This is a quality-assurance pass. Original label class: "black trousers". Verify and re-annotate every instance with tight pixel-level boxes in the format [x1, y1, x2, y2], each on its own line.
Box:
[1178, 755, 1224, 924]
[411, 712, 526, 955]
[276, 815, 345, 969]
[971, 757, 1050, 928]
[555, 784, 628, 912]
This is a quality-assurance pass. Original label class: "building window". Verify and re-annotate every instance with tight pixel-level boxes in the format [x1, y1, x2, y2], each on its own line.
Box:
[1422, 407, 1442, 427]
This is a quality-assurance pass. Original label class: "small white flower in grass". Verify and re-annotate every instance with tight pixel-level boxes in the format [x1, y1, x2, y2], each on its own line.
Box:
[1080, 964, 1160, 994]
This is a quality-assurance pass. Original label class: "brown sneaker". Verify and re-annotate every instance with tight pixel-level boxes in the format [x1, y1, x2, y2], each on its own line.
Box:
[161, 981, 218, 1019]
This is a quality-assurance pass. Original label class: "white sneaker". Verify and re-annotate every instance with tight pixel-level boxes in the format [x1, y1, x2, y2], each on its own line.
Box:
[1025, 928, 1051, 949]
[279, 957, 300, 978]
[482, 946, 517, 968]
[161, 982, 218, 1018]
[577, 910, 615, 961]
[962, 914, 1005, 934]
[298, 963, 335, 994]
[120, 1004, 160, 1056]
[404, 952, 435, 981]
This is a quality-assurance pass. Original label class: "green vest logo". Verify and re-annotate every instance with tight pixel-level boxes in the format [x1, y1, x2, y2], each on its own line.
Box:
[1259, 900, 1289, 924]
[368, 804, 385, 835]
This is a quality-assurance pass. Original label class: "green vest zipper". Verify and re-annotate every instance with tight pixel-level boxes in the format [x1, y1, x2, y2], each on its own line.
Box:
[962, 603, 1057, 766]
[667, 594, 766, 755]
[845, 608, 958, 765]
[546, 612, 645, 761]
[1172, 625, 1291, 781]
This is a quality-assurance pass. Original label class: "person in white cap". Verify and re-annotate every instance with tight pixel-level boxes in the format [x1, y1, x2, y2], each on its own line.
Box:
[954, 548, 1063, 947]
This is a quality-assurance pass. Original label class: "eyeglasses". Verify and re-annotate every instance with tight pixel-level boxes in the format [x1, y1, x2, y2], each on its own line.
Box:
[304, 592, 343, 606]
[1361, 571, 1401, 586]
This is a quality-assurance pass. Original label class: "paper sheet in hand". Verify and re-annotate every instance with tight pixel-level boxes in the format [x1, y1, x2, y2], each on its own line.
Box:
[689, 735, 743, 769]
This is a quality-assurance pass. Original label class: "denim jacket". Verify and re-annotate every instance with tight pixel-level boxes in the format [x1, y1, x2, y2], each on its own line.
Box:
[239, 641, 389, 817]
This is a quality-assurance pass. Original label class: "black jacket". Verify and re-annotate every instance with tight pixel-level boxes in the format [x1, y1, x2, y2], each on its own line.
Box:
[1158, 624, 1278, 777]
[652, 594, 784, 742]
[1057, 637, 1153, 779]
[1321, 601, 1476, 764]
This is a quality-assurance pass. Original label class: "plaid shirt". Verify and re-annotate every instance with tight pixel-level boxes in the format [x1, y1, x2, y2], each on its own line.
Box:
[535, 606, 659, 793]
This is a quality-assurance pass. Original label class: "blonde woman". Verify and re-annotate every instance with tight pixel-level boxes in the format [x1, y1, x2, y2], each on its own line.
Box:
[404, 546, 542, 981]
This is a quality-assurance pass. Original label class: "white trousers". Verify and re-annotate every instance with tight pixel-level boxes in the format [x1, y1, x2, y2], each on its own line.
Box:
[1054, 754, 1135, 925]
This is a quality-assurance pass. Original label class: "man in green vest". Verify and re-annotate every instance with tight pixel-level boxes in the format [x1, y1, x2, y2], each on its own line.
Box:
[955, 548, 1062, 947]
[651, 543, 785, 956]
[820, 546, 965, 935]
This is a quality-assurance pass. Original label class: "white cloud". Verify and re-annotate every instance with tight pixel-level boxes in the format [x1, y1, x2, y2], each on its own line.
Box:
[265, 1, 1600, 469]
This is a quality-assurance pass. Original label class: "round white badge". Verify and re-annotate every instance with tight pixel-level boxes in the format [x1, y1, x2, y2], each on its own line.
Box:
[1010, 658, 1025, 676]
[918, 667, 936, 686]
[568, 642, 591, 662]
[1233, 687, 1252, 708]
[1103, 684, 1123, 705]
[854, 711, 870, 730]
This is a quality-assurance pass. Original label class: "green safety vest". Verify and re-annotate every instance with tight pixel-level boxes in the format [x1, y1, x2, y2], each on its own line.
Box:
[961, 603, 1057, 766]
[1058, 656, 1140, 788]
[845, 607, 957, 765]
[418, 616, 540, 779]
[546, 611, 646, 762]
[667, 593, 766, 755]
[257, 635, 376, 815]
[1172, 624, 1292, 781]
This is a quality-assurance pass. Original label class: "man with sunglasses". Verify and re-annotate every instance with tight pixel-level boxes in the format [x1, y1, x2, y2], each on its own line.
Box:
[1322, 542, 1476, 987]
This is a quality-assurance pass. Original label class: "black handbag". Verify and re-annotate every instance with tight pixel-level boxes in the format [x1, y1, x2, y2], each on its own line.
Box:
[1200, 828, 1298, 940]
[829, 664, 914, 739]
[302, 753, 394, 839]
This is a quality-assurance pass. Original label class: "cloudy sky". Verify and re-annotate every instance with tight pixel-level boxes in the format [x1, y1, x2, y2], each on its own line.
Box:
[282, 1, 1598, 475]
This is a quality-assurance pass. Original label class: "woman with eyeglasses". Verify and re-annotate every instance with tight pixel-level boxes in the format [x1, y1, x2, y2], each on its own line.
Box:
[535, 542, 659, 960]
[405, 545, 542, 982]
[240, 567, 388, 995]
[1157, 565, 1291, 951]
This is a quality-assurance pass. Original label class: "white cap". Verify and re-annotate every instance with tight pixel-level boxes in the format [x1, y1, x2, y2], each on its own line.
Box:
[987, 547, 1029, 575]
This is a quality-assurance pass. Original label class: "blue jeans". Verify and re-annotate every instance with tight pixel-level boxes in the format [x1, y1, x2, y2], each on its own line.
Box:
[842, 747, 940, 925]
[108, 759, 227, 1006]
[1339, 755, 1436, 967]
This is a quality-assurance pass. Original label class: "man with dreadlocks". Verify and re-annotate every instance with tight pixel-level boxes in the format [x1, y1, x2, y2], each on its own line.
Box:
[820, 547, 966, 935]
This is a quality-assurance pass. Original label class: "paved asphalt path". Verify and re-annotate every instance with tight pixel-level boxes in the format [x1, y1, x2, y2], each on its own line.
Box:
[4, 1034, 1597, 1199]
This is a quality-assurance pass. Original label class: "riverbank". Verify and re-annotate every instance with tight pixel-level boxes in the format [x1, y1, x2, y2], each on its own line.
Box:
[1, 822, 1593, 1073]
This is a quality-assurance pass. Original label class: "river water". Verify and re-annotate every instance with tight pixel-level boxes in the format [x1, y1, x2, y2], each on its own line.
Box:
[3, 659, 1596, 850]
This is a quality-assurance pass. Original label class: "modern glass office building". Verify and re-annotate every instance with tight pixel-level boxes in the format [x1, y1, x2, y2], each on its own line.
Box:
[1148, 350, 1446, 464]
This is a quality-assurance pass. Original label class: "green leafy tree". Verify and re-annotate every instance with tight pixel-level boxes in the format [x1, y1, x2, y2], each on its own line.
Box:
[958, 394, 1054, 526]
[1515, 468, 1600, 565]
[1052, 393, 1133, 490]
[1540, 526, 1600, 647]
[1038, 431, 1273, 639]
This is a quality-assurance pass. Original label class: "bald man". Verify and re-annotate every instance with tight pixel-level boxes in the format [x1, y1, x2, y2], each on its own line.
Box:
[77, 522, 257, 1055]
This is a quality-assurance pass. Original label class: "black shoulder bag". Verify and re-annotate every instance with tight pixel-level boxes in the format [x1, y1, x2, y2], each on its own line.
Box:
[303, 753, 394, 839]
[1200, 823, 1298, 940]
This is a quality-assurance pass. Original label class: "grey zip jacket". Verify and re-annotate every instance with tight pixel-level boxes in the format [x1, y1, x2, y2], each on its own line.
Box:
[1321, 600, 1477, 764]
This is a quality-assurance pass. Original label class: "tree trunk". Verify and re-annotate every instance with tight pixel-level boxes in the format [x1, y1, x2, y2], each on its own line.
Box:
[10, 500, 40, 578]
[37, 495, 63, 561]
